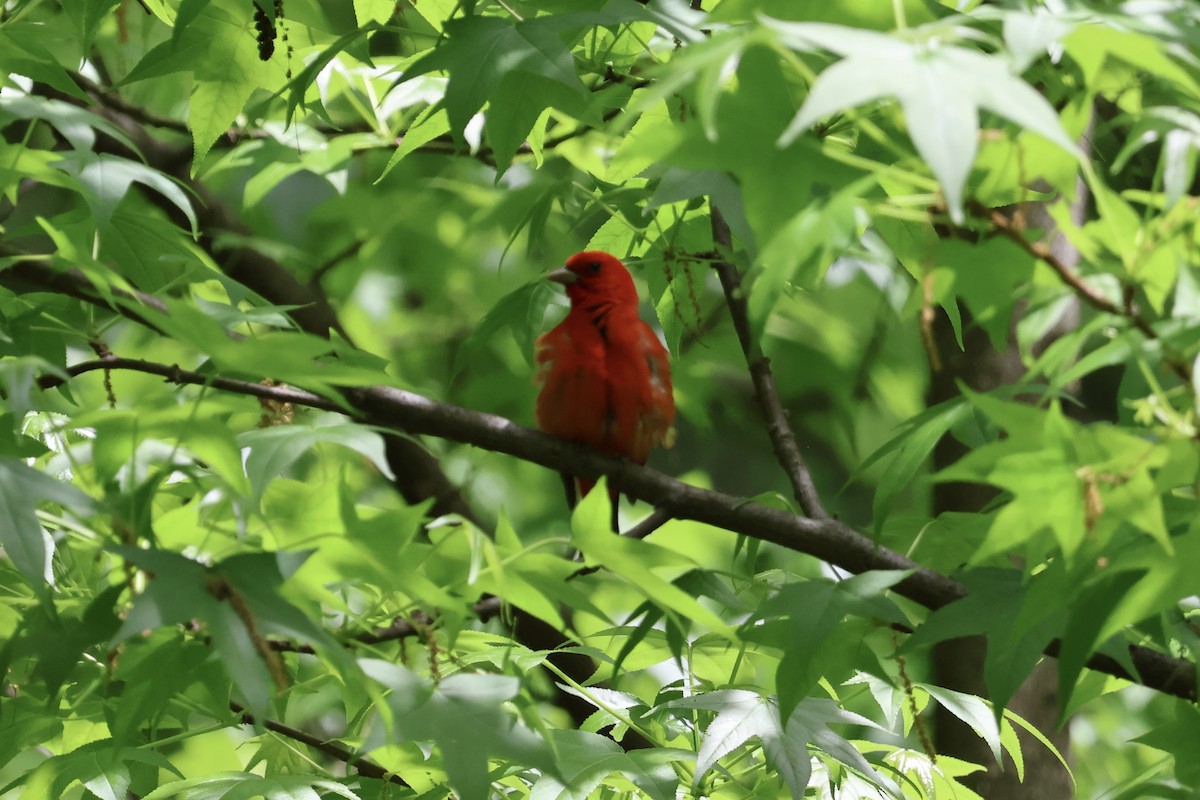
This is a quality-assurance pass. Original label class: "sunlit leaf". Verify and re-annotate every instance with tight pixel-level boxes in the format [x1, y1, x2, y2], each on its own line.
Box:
[769, 20, 1079, 221]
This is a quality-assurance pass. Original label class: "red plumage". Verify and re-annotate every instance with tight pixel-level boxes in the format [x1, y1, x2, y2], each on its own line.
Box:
[535, 251, 675, 526]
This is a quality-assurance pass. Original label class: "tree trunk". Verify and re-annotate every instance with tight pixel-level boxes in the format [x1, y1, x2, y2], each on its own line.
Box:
[928, 178, 1087, 797]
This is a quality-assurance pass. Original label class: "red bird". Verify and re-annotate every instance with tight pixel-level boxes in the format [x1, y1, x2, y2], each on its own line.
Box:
[535, 251, 675, 530]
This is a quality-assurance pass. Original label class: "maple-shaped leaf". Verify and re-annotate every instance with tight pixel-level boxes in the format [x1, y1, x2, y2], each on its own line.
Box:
[751, 570, 912, 723]
[362, 661, 557, 800]
[669, 690, 895, 800]
[400, 15, 588, 142]
[766, 19, 1080, 222]
[905, 567, 1065, 717]
[530, 729, 681, 800]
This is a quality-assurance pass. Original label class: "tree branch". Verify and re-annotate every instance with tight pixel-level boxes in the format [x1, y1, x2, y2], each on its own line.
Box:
[67, 69, 649, 169]
[708, 205, 829, 519]
[230, 701, 408, 786]
[967, 200, 1192, 383]
[267, 597, 504, 654]
[0, 253, 170, 334]
[43, 355, 1197, 703]
[31, 78, 485, 522]
[624, 508, 672, 540]
[1, 248, 630, 734]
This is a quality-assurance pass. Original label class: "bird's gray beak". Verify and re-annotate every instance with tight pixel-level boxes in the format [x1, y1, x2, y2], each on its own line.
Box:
[547, 268, 578, 285]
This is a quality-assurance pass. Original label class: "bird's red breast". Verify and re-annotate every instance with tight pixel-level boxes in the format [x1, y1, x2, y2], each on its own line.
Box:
[535, 251, 675, 499]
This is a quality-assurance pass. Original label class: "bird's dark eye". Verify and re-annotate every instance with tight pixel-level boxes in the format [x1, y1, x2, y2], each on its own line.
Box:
[588, 261, 602, 274]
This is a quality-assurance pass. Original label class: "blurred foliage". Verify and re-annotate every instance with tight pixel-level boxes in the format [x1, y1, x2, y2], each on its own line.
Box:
[0, 0, 1198, 798]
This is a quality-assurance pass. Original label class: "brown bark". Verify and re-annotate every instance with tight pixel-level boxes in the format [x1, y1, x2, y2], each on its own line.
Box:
[929, 186, 1086, 797]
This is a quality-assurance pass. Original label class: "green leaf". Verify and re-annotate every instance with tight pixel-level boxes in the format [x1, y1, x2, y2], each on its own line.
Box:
[0, 96, 140, 154]
[852, 395, 971, 530]
[362, 661, 556, 800]
[0, 30, 88, 100]
[1056, 569, 1143, 717]
[1112, 107, 1200, 210]
[936, 238, 1036, 351]
[919, 684, 1005, 765]
[240, 414, 397, 501]
[81, 757, 130, 800]
[748, 182, 865, 333]
[1088, 179, 1141, 267]
[763, 571, 911, 722]
[672, 691, 895, 799]
[141, 773, 264, 800]
[109, 546, 303, 718]
[1003, 706, 1074, 785]
[673, 689, 775, 788]
[455, 279, 555, 375]
[11, 587, 119, 693]
[120, 0, 279, 167]
[571, 481, 731, 634]
[787, 699, 897, 794]
[377, 107, 451, 183]
[282, 24, 379, 126]
[1133, 707, 1200, 788]
[1092, 527, 1200, 656]
[936, 399, 1091, 561]
[109, 548, 213, 642]
[0, 460, 94, 587]
[99, 207, 199, 292]
[533, 729, 678, 800]
[190, 78, 256, 169]
[0, 357, 66, 420]
[475, 512, 607, 630]
[906, 568, 1064, 715]
[1001, 9, 1078, 72]
[845, 672, 902, 732]
[208, 600, 275, 719]
[52, 152, 198, 234]
[606, 97, 680, 184]
[353, 0, 393, 26]
[407, 0, 459, 31]
[109, 635, 209, 743]
[630, 30, 757, 143]
[63, 0, 122, 53]
[39, 743, 181, 800]
[485, 72, 585, 175]
[1064, 24, 1200, 102]
[770, 20, 1080, 221]
[87, 409, 250, 497]
[401, 15, 588, 138]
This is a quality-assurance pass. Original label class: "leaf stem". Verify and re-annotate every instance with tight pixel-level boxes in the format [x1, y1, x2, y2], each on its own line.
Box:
[539, 660, 661, 745]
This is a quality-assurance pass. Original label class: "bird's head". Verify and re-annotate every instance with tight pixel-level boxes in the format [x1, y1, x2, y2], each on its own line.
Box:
[548, 251, 639, 308]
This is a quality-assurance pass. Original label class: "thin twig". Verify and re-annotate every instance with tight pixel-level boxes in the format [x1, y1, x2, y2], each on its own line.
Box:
[22, 77, 637, 732]
[39, 356, 345, 411]
[623, 508, 672, 539]
[308, 240, 365, 287]
[67, 68, 649, 167]
[708, 205, 829, 520]
[0, 254, 170, 333]
[269, 600, 499, 653]
[43, 354, 1198, 703]
[967, 200, 1192, 383]
[71, 70, 192, 135]
[230, 701, 408, 785]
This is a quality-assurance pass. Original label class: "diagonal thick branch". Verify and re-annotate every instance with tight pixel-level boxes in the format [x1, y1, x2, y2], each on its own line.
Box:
[43, 355, 1197, 703]
[708, 204, 828, 519]
[0, 255, 637, 736]
[19, 75, 1196, 706]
